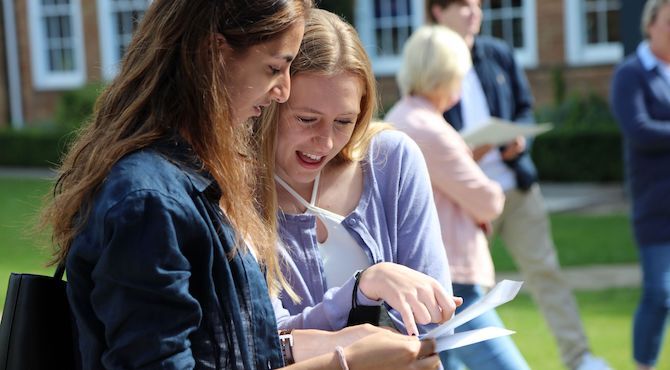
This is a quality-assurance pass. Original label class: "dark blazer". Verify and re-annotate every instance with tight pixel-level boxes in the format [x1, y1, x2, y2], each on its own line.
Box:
[610, 51, 670, 248]
[443, 36, 538, 191]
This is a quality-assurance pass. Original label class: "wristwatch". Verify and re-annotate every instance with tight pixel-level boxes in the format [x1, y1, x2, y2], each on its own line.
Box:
[279, 329, 295, 365]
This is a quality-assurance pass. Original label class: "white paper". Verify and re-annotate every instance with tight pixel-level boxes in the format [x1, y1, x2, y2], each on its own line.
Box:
[420, 280, 523, 350]
[461, 118, 553, 147]
[433, 327, 516, 352]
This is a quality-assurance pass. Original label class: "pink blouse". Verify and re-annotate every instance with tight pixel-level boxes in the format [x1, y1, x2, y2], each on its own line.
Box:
[385, 95, 504, 287]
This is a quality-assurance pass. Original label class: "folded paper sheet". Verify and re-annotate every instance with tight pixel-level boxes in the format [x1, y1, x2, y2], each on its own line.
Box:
[420, 280, 523, 351]
[462, 118, 553, 147]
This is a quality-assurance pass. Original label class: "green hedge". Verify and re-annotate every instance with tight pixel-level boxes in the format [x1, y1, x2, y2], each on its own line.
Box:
[531, 91, 624, 182]
[532, 129, 623, 182]
[0, 129, 72, 167]
[0, 126, 625, 181]
[1, 84, 625, 181]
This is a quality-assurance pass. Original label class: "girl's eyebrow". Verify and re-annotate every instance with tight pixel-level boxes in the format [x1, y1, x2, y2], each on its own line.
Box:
[274, 54, 295, 63]
[291, 106, 360, 116]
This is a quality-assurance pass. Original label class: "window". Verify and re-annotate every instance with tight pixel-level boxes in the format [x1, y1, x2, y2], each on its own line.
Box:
[480, 0, 538, 67]
[28, 0, 86, 90]
[97, 0, 150, 80]
[355, 0, 425, 75]
[565, 0, 622, 65]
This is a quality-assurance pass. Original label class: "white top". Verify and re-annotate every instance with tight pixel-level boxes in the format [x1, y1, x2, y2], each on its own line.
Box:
[275, 173, 370, 288]
[637, 41, 670, 85]
[460, 68, 517, 192]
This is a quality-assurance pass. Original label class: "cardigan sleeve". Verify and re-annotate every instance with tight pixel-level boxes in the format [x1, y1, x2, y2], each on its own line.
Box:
[379, 132, 454, 334]
[610, 61, 670, 151]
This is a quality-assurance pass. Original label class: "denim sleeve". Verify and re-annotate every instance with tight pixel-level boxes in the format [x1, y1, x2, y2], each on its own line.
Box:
[90, 190, 203, 370]
[610, 63, 670, 151]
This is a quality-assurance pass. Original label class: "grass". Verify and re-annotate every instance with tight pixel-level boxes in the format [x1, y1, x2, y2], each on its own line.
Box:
[0, 177, 657, 370]
[499, 288, 670, 369]
[491, 212, 638, 272]
[0, 178, 53, 311]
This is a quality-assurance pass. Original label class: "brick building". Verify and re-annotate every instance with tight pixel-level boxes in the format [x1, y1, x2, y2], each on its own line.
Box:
[355, 0, 637, 112]
[0, 0, 149, 128]
[0, 0, 645, 128]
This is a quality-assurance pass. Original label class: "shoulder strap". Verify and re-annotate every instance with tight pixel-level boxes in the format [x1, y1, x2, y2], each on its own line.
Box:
[54, 260, 66, 280]
[274, 173, 319, 209]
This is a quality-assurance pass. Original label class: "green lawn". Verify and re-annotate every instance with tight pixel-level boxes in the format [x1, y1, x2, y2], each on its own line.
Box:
[0, 177, 657, 370]
[0, 178, 54, 311]
[491, 212, 638, 272]
[499, 288, 670, 369]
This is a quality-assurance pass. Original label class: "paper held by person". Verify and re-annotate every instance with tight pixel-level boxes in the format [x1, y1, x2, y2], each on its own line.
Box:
[420, 280, 523, 352]
[461, 118, 553, 148]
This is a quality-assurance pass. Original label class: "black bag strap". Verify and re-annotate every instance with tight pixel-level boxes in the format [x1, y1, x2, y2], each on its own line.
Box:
[54, 260, 66, 281]
[350, 269, 364, 309]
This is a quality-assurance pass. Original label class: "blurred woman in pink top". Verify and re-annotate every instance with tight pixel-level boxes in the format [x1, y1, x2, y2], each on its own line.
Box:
[385, 25, 529, 370]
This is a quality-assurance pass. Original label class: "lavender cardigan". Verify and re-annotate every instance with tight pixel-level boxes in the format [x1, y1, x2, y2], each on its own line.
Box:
[272, 130, 452, 334]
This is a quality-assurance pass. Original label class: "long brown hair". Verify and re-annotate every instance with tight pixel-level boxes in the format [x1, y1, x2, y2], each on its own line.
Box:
[254, 9, 381, 248]
[41, 0, 311, 295]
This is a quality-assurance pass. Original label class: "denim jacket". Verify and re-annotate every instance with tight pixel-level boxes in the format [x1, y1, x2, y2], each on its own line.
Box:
[66, 138, 283, 369]
[443, 36, 538, 191]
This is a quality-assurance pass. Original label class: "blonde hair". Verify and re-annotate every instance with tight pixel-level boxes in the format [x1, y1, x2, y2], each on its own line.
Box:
[41, 0, 312, 297]
[642, 0, 670, 38]
[253, 10, 382, 293]
[396, 25, 472, 97]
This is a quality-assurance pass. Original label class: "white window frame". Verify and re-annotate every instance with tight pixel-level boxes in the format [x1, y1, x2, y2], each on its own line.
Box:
[97, 0, 150, 80]
[28, 0, 86, 90]
[481, 0, 538, 68]
[355, 0, 425, 76]
[565, 0, 622, 65]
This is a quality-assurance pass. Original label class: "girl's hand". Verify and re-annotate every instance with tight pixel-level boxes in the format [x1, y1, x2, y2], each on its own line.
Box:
[292, 324, 393, 362]
[344, 331, 441, 370]
[358, 262, 462, 336]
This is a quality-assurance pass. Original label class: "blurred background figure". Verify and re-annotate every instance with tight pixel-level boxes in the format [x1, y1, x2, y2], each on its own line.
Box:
[385, 24, 530, 370]
[610, 1, 670, 369]
[426, 1, 613, 369]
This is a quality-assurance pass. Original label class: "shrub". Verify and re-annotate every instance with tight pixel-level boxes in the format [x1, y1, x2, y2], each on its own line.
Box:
[532, 92, 623, 182]
[535, 91, 618, 131]
[532, 129, 623, 182]
[0, 128, 72, 167]
[54, 83, 104, 131]
[317, 0, 354, 23]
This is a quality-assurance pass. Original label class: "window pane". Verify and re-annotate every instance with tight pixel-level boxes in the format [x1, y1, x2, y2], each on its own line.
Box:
[110, 0, 149, 62]
[41, 0, 77, 72]
[482, 0, 525, 50]
[60, 15, 71, 38]
[62, 47, 74, 70]
[583, 0, 621, 45]
[512, 17, 523, 48]
[606, 9, 620, 42]
[372, 0, 412, 57]
[49, 48, 61, 71]
[585, 11, 597, 44]
[490, 18, 504, 40]
[489, 0, 503, 9]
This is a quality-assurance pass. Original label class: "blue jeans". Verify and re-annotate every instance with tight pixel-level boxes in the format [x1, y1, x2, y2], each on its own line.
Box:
[634, 244, 670, 366]
[439, 284, 530, 370]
